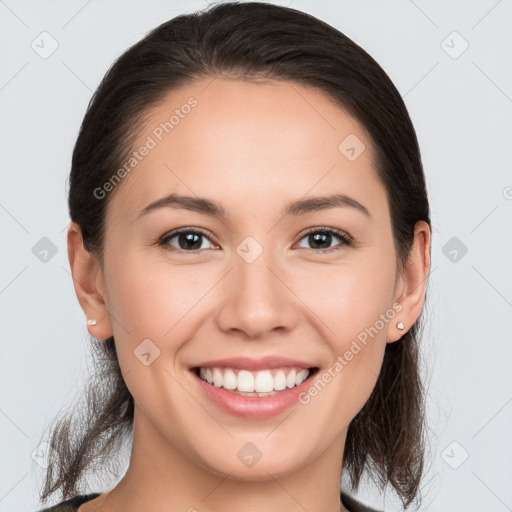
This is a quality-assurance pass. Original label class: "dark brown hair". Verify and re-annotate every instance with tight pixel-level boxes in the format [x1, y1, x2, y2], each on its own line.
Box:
[38, 1, 430, 508]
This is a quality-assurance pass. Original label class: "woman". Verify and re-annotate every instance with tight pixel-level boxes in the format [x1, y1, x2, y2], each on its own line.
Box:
[37, 2, 431, 511]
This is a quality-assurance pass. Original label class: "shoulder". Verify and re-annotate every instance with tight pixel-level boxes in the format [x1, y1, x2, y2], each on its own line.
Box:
[341, 492, 384, 512]
[36, 493, 101, 512]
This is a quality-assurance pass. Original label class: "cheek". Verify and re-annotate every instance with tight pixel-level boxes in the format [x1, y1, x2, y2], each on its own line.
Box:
[103, 255, 205, 409]
[319, 254, 397, 414]
[297, 267, 394, 425]
[106, 251, 212, 338]
[300, 253, 397, 347]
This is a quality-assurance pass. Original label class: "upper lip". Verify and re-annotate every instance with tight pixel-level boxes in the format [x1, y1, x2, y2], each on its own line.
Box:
[190, 356, 316, 371]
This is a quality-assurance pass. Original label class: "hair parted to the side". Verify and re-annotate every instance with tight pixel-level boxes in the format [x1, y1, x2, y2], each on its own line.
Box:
[38, 1, 430, 509]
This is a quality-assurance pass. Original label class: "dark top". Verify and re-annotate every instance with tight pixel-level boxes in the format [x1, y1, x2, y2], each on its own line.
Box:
[36, 492, 382, 511]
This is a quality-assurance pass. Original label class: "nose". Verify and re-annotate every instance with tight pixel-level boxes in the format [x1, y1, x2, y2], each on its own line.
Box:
[214, 242, 299, 340]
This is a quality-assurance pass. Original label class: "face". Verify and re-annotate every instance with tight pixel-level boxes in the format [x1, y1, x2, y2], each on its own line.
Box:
[95, 77, 404, 480]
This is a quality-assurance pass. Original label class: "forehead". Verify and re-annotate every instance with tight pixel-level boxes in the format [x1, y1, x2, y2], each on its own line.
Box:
[105, 77, 386, 223]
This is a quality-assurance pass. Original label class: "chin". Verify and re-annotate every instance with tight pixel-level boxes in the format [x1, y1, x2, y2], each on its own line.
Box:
[195, 442, 311, 481]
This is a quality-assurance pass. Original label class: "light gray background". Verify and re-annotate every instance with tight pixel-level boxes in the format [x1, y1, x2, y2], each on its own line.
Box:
[1, 1, 511, 511]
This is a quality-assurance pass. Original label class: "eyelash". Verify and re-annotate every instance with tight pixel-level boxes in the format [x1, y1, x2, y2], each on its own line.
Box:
[158, 226, 353, 254]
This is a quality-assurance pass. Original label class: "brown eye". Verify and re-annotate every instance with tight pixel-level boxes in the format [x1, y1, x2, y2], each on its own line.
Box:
[160, 228, 216, 252]
[296, 228, 352, 251]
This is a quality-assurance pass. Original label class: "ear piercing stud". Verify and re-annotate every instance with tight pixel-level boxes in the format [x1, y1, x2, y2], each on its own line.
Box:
[87, 319, 97, 326]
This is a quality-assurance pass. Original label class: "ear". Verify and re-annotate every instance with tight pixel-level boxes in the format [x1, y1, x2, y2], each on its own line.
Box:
[387, 220, 431, 343]
[67, 222, 113, 340]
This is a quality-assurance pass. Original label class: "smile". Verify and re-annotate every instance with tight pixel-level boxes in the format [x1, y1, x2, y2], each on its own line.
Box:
[190, 360, 320, 419]
[196, 366, 312, 396]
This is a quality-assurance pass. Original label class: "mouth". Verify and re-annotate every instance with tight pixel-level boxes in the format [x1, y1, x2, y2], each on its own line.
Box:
[191, 366, 320, 397]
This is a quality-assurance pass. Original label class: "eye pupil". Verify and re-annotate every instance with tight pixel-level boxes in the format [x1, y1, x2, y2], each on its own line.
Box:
[179, 232, 202, 250]
[309, 232, 331, 249]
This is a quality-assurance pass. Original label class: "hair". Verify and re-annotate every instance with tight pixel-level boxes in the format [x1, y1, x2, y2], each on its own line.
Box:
[39, 1, 430, 509]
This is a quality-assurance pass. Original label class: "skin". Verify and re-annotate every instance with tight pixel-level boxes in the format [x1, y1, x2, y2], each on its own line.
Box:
[69, 77, 430, 512]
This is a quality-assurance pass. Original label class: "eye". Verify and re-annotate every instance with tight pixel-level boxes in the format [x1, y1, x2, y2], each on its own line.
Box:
[159, 226, 352, 254]
[159, 228, 217, 252]
[295, 227, 352, 252]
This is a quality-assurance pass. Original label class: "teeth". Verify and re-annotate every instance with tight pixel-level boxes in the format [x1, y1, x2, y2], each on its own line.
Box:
[237, 370, 254, 392]
[254, 370, 274, 392]
[213, 368, 223, 387]
[223, 369, 237, 390]
[286, 369, 296, 388]
[296, 370, 308, 386]
[274, 370, 287, 390]
[197, 366, 311, 393]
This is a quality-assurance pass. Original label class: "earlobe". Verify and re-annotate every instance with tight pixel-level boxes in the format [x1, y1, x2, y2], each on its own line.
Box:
[387, 319, 408, 344]
[387, 220, 431, 343]
[67, 222, 113, 340]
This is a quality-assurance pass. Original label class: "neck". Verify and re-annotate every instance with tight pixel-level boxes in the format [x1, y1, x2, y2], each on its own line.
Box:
[92, 407, 349, 512]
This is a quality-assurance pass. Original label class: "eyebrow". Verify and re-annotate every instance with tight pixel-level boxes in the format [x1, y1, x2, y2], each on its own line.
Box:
[135, 192, 370, 220]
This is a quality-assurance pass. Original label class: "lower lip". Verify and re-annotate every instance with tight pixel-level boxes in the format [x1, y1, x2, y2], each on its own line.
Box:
[191, 369, 317, 419]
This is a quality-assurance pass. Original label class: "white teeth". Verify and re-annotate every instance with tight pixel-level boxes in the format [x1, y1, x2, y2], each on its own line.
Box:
[286, 369, 296, 388]
[222, 369, 237, 390]
[295, 369, 309, 386]
[254, 370, 274, 393]
[238, 390, 279, 397]
[237, 370, 255, 392]
[274, 370, 287, 390]
[197, 366, 312, 394]
[213, 368, 223, 387]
